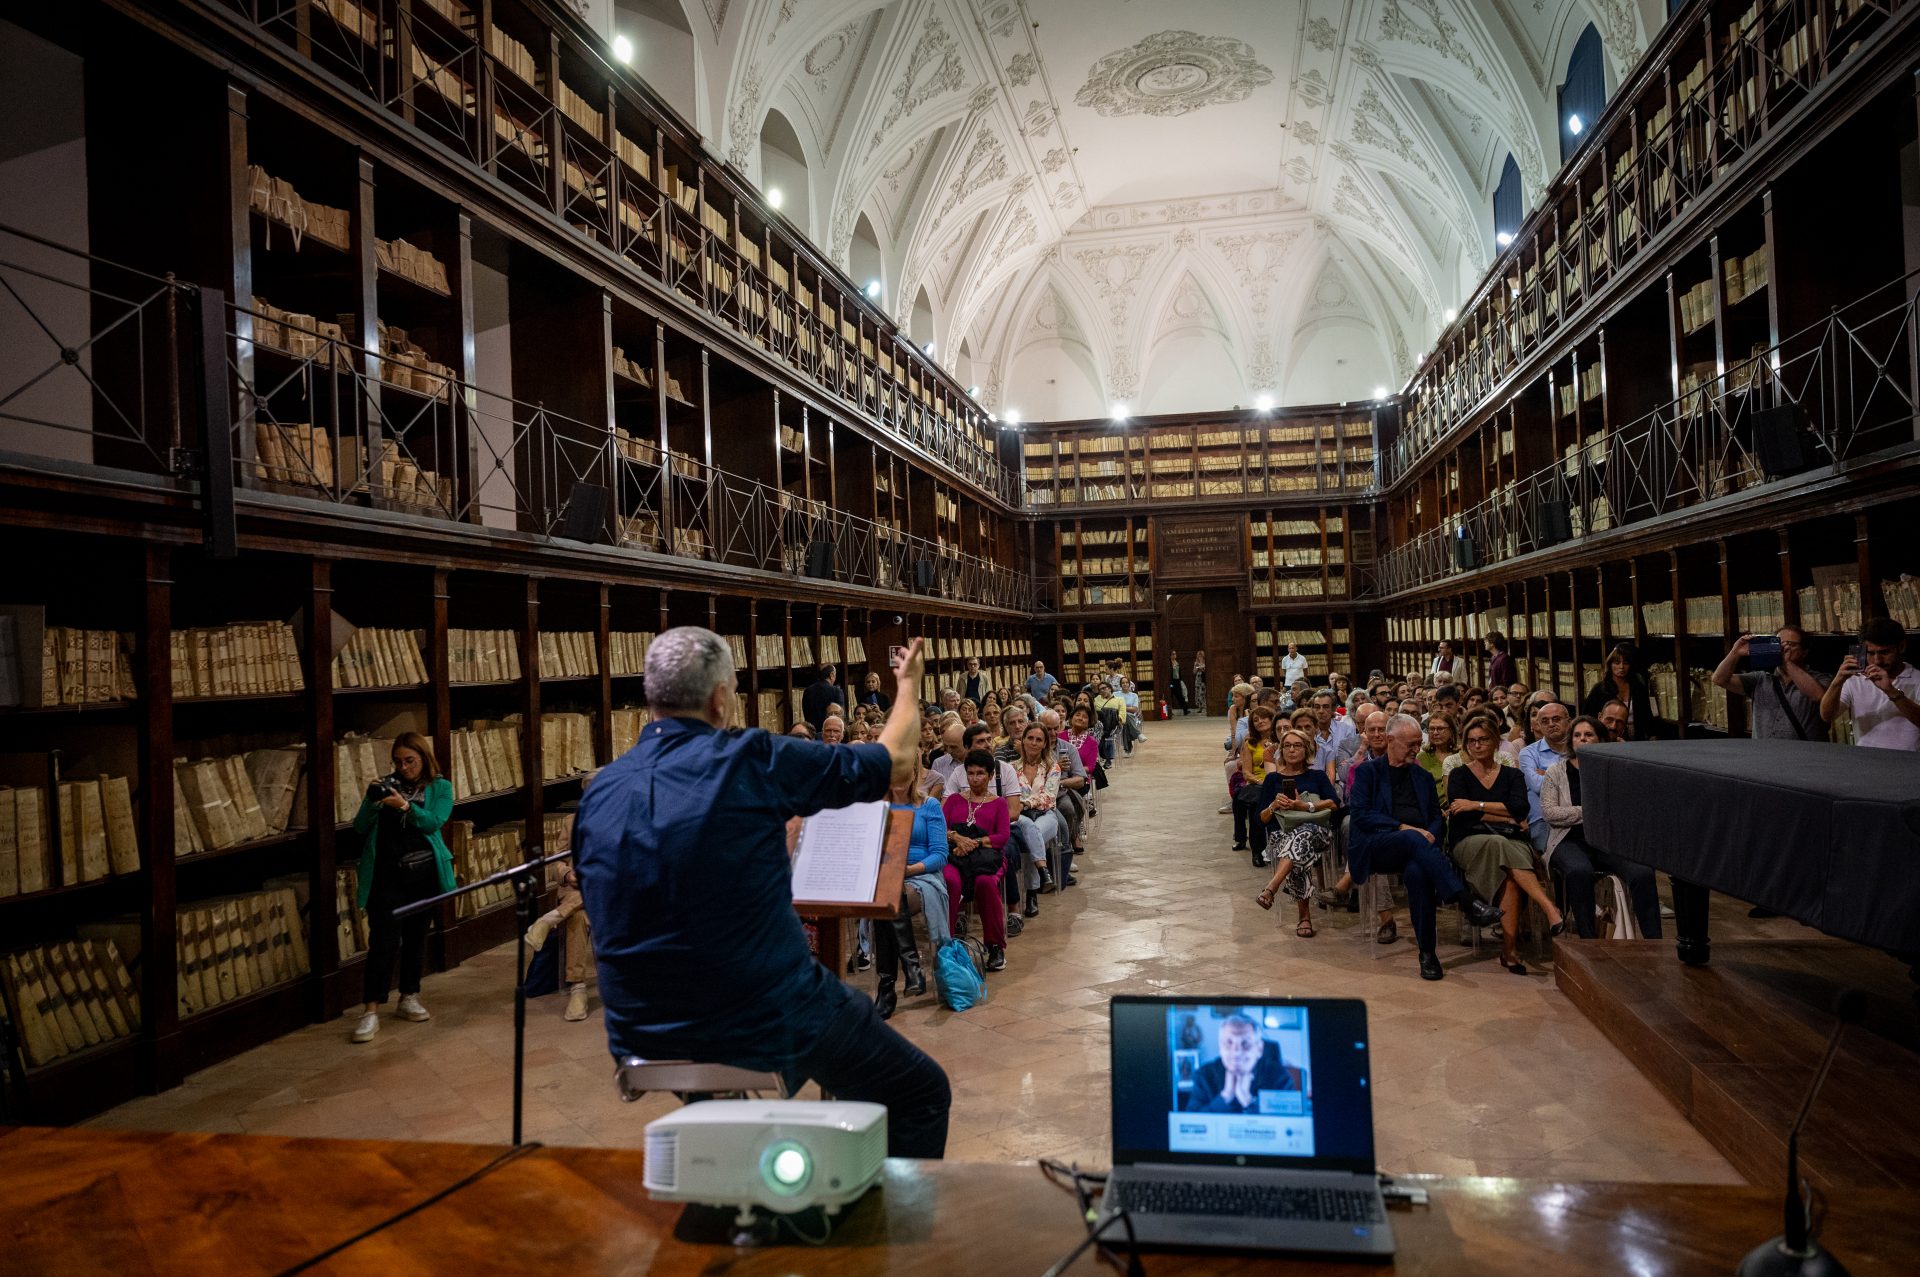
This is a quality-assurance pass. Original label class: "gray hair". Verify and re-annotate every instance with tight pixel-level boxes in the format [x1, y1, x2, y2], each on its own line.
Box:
[1387, 712, 1423, 740]
[644, 626, 735, 715]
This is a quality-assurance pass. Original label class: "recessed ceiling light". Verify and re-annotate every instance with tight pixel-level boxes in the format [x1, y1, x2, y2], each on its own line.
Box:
[766, 186, 783, 210]
[612, 34, 634, 64]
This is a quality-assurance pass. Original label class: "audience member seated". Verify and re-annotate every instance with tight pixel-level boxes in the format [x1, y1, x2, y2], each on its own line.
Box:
[1518, 701, 1573, 850]
[1254, 728, 1339, 937]
[1348, 716, 1504, 981]
[820, 714, 846, 745]
[1444, 718, 1568, 974]
[1233, 705, 1281, 856]
[874, 760, 950, 1020]
[1417, 713, 1457, 783]
[942, 750, 1010, 972]
[1041, 709, 1089, 885]
[1007, 722, 1065, 905]
[1541, 715, 1663, 939]
[1597, 700, 1629, 743]
[786, 722, 814, 740]
[925, 721, 969, 798]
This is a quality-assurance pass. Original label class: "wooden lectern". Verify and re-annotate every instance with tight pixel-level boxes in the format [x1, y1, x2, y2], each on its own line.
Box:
[789, 807, 914, 975]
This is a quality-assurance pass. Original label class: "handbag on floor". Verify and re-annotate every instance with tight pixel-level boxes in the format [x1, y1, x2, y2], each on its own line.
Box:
[937, 937, 987, 1011]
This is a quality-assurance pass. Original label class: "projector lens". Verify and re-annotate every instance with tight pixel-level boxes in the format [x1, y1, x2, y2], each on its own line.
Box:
[763, 1141, 811, 1194]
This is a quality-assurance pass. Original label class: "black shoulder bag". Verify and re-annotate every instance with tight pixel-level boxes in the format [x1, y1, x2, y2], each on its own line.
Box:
[1766, 674, 1814, 741]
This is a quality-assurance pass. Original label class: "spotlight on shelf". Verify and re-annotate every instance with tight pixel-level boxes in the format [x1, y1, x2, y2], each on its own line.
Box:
[1254, 393, 1275, 413]
[612, 34, 635, 65]
[1496, 231, 1515, 247]
[1372, 385, 1389, 401]
[1443, 307, 1458, 323]
[967, 385, 981, 397]
[863, 279, 882, 299]
[1110, 403, 1129, 421]
[766, 186, 784, 210]
[923, 339, 935, 355]
[1004, 408, 1022, 426]
[1567, 113, 1584, 136]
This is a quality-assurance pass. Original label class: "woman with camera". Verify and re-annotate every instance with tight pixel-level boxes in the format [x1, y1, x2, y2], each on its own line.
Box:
[349, 731, 457, 1042]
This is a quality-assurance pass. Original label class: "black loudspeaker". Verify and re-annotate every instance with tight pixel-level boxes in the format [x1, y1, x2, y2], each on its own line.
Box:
[560, 482, 610, 542]
[1533, 498, 1572, 547]
[1453, 532, 1478, 570]
[913, 559, 936, 591]
[804, 539, 837, 579]
[1748, 405, 1811, 478]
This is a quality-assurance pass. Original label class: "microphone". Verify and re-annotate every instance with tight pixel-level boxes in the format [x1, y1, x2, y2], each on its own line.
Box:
[1735, 988, 1866, 1277]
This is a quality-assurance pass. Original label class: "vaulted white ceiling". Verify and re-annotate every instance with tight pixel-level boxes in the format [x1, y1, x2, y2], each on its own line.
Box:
[606, 0, 1666, 418]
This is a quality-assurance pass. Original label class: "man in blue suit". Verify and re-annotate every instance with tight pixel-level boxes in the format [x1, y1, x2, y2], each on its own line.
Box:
[1348, 714, 1503, 980]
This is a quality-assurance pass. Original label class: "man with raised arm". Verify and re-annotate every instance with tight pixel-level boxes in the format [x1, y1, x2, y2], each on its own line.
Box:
[574, 628, 950, 1158]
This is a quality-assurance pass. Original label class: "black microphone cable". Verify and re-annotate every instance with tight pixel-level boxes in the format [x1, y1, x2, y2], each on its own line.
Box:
[270, 1141, 543, 1276]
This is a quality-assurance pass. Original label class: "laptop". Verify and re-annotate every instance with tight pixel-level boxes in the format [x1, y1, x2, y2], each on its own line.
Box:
[1098, 996, 1394, 1259]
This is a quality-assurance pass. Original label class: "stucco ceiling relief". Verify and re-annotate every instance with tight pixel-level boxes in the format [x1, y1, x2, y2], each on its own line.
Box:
[1073, 30, 1275, 119]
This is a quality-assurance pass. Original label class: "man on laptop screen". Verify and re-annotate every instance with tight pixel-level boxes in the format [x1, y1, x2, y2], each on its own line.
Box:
[1105, 997, 1392, 1259]
[1173, 1007, 1312, 1152]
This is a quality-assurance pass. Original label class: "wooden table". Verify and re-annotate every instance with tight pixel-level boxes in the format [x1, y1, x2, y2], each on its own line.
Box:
[6, 1125, 1917, 1275]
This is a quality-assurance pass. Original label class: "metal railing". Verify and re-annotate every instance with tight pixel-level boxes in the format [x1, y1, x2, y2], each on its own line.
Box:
[208, 0, 1020, 506]
[0, 224, 1038, 611]
[1375, 270, 1920, 596]
[1387, 0, 1915, 486]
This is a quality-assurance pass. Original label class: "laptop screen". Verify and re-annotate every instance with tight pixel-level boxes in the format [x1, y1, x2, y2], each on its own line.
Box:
[1109, 997, 1376, 1174]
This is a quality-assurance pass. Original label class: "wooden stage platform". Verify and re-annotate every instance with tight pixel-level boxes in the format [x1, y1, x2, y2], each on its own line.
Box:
[1554, 936, 1920, 1192]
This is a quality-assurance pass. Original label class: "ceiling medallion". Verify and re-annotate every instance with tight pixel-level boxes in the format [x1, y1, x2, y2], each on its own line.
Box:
[1075, 31, 1272, 118]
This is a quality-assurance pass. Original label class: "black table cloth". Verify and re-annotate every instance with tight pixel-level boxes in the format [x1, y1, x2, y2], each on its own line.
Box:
[1581, 739, 1920, 952]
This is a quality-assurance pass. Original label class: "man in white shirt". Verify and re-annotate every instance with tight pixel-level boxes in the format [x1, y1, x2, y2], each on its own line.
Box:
[1430, 641, 1467, 684]
[1281, 643, 1309, 688]
[1819, 619, 1920, 750]
[924, 720, 970, 797]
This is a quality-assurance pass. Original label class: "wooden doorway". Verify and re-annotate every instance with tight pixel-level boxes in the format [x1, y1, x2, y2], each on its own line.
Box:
[1164, 589, 1243, 714]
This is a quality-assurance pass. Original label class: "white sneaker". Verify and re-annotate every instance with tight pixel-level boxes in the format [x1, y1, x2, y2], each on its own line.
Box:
[1217, 804, 1232, 814]
[564, 983, 590, 1022]
[396, 994, 431, 1022]
[350, 1011, 379, 1042]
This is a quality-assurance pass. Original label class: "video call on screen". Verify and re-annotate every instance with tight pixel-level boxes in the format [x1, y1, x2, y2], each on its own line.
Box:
[1111, 1000, 1376, 1169]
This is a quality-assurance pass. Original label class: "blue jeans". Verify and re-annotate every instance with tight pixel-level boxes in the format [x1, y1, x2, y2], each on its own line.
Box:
[904, 870, 952, 951]
[782, 978, 951, 1158]
[1364, 830, 1468, 954]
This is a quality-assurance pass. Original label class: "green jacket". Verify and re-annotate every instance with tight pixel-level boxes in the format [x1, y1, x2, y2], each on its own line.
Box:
[352, 776, 458, 908]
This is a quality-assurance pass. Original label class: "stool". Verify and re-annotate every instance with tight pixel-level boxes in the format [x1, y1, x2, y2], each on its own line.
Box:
[615, 1058, 790, 1103]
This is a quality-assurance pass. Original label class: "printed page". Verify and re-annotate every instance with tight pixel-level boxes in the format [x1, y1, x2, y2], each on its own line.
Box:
[790, 799, 887, 904]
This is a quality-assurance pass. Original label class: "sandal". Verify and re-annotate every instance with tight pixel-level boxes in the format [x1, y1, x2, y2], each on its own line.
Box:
[1256, 888, 1276, 911]
[1295, 916, 1315, 939]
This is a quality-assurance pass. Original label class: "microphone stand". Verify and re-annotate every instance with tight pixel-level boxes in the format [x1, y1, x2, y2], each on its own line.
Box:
[394, 844, 573, 1147]
[1735, 993, 1861, 1277]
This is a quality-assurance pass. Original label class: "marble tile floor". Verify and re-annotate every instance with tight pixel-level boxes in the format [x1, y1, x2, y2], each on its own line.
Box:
[90, 715, 1763, 1183]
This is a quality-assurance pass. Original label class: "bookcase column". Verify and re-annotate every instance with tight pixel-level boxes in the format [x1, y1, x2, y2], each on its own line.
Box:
[308, 559, 345, 1015]
[141, 544, 180, 1091]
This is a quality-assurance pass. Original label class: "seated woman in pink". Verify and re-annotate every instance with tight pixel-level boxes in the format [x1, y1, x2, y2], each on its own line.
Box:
[1064, 705, 1100, 773]
[941, 749, 1011, 973]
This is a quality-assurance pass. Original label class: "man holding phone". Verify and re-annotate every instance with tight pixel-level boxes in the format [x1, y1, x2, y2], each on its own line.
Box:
[1710, 626, 1830, 741]
[1820, 618, 1920, 750]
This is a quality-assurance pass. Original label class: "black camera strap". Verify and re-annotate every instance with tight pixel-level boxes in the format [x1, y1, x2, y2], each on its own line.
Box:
[1767, 672, 1814, 741]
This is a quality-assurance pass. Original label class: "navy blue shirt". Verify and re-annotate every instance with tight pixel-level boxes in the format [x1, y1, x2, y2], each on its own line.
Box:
[574, 716, 892, 1071]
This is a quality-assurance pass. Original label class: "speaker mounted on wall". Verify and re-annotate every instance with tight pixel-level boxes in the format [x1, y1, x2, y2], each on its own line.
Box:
[1453, 530, 1479, 570]
[1746, 404, 1813, 479]
[1533, 497, 1573, 548]
[804, 539, 837, 580]
[912, 559, 937, 591]
[560, 482, 611, 543]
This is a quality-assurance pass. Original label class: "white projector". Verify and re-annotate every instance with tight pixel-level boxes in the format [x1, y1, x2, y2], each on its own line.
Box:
[643, 1099, 888, 1217]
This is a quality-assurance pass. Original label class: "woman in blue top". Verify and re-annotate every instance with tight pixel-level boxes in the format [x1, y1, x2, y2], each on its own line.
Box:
[874, 759, 950, 1020]
[1253, 728, 1340, 938]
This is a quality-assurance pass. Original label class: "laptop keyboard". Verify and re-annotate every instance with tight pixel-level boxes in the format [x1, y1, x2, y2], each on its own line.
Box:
[1114, 1179, 1384, 1224]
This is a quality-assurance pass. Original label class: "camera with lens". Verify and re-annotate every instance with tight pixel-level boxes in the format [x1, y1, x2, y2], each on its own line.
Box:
[367, 773, 403, 800]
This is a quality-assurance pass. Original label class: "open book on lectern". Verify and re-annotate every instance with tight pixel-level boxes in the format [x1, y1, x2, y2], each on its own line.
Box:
[789, 799, 889, 905]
